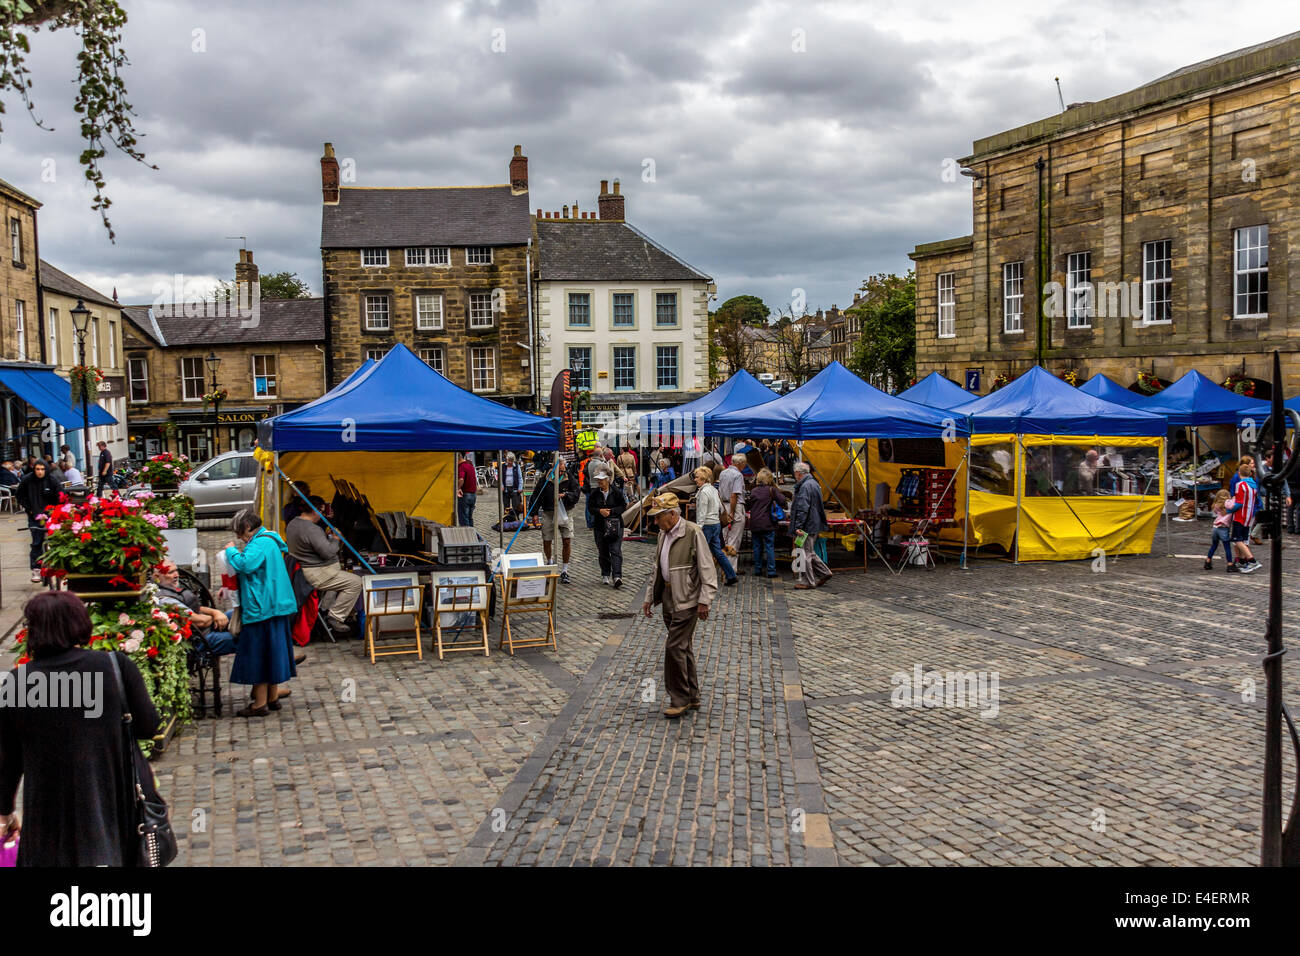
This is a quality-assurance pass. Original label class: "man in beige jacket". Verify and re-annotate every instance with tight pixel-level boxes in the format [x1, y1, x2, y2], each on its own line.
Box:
[641, 492, 718, 718]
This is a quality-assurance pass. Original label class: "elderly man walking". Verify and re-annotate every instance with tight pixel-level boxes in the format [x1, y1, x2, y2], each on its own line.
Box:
[641, 492, 718, 718]
[789, 462, 832, 589]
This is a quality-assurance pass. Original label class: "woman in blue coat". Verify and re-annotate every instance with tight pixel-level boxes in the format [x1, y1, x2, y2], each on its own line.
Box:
[224, 509, 298, 717]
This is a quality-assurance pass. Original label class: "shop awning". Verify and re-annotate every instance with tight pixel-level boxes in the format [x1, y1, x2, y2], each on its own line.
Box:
[0, 365, 117, 430]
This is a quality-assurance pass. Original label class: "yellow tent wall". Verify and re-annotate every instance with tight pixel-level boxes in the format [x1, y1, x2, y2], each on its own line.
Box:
[277, 451, 456, 530]
[863, 438, 970, 545]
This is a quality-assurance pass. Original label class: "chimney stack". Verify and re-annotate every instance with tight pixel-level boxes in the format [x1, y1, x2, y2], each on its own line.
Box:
[321, 143, 340, 204]
[235, 249, 259, 301]
[598, 178, 624, 221]
[509, 145, 528, 194]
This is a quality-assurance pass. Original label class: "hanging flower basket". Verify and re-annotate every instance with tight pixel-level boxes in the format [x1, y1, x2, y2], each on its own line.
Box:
[1059, 367, 1080, 387]
[990, 372, 1012, 391]
[68, 364, 105, 406]
[201, 387, 229, 406]
[1222, 374, 1256, 397]
[1135, 370, 1167, 395]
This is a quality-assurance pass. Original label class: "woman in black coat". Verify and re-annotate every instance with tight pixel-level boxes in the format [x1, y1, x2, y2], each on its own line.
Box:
[0, 591, 161, 866]
[588, 467, 628, 587]
[16, 460, 61, 583]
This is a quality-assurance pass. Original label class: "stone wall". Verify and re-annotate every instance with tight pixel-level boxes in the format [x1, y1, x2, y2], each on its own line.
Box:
[0, 194, 40, 362]
[323, 245, 532, 400]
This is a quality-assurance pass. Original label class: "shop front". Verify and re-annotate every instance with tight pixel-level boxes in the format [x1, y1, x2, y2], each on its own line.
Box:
[131, 406, 273, 464]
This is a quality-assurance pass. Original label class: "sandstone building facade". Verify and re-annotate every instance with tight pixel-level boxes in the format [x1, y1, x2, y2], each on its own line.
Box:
[911, 32, 1300, 397]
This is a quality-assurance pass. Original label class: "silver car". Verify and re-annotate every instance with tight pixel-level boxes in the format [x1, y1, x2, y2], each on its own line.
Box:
[178, 450, 259, 517]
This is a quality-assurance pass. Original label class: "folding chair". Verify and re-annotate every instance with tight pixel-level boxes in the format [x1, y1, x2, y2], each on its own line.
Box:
[432, 582, 490, 660]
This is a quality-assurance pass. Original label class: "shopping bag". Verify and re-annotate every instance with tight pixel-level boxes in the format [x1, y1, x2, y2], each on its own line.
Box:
[556, 498, 569, 525]
[792, 530, 808, 549]
[1, 835, 18, 868]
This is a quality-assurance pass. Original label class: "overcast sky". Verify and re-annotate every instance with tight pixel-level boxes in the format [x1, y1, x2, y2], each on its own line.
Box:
[0, 0, 1294, 316]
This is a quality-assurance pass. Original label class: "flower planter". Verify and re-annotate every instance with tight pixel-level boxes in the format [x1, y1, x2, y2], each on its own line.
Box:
[63, 572, 145, 600]
[160, 527, 199, 566]
[148, 712, 179, 761]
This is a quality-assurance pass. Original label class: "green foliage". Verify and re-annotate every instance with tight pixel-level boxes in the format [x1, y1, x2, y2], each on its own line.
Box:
[715, 294, 769, 327]
[848, 271, 917, 392]
[260, 271, 312, 299]
[144, 492, 194, 530]
[0, 0, 156, 241]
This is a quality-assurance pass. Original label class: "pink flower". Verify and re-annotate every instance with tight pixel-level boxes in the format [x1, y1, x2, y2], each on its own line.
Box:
[123, 636, 142, 653]
[45, 522, 61, 533]
[118, 612, 131, 625]
[129, 629, 145, 641]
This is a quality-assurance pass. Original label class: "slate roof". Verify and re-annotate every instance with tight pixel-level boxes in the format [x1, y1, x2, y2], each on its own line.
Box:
[321, 186, 531, 248]
[39, 260, 119, 309]
[121, 298, 325, 347]
[536, 221, 711, 282]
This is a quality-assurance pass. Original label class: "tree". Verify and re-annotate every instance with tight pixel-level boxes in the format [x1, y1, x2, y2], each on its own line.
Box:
[847, 271, 916, 392]
[713, 307, 754, 382]
[771, 306, 820, 385]
[715, 294, 770, 327]
[259, 271, 312, 300]
[0, 1, 154, 240]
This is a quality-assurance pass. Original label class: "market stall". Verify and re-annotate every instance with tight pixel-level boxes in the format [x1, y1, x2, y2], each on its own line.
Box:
[953, 367, 1168, 561]
[709, 362, 971, 571]
[896, 371, 974, 409]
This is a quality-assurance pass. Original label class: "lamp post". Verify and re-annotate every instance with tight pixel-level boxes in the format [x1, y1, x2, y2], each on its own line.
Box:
[206, 350, 222, 458]
[69, 299, 92, 472]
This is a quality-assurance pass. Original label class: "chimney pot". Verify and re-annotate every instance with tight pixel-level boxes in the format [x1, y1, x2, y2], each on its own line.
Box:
[509, 146, 529, 194]
[600, 179, 609, 194]
[235, 247, 259, 296]
[562, 205, 569, 218]
[537, 208, 542, 218]
[321, 142, 340, 204]
[613, 179, 620, 195]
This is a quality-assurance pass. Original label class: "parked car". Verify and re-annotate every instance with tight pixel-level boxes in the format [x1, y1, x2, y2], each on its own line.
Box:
[769, 379, 786, 393]
[757, 372, 776, 384]
[178, 450, 259, 517]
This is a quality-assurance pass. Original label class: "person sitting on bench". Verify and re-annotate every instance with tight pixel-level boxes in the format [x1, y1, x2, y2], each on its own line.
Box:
[286, 495, 362, 637]
[152, 561, 236, 657]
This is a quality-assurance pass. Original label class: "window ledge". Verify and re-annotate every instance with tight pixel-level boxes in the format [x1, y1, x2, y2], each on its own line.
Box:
[1233, 314, 1268, 320]
[1002, 329, 1025, 335]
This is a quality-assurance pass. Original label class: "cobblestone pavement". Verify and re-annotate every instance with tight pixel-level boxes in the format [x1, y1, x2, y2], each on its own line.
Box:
[3, 503, 1295, 866]
[785, 524, 1298, 866]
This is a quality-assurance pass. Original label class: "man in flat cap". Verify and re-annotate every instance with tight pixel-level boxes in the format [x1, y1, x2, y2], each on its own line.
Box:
[641, 492, 718, 718]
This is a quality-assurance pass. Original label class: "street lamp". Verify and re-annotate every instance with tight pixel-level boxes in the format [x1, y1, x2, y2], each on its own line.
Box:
[69, 299, 92, 472]
[205, 350, 222, 457]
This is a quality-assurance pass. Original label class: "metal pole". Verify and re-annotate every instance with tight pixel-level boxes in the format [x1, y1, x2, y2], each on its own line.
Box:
[962, 436, 972, 570]
[1261, 349, 1284, 865]
[1191, 426, 1199, 520]
[1013, 435, 1022, 565]
[498, 450, 505, 552]
[78, 331, 91, 475]
[1163, 438, 1172, 556]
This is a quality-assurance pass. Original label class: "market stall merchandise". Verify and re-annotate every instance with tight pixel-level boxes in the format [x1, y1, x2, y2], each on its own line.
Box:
[952, 366, 1168, 561]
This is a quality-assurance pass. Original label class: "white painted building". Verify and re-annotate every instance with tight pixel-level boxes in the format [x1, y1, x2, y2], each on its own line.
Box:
[535, 180, 714, 428]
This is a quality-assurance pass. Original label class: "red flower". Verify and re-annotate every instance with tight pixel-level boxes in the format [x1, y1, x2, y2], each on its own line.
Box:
[146, 646, 159, 658]
[16, 655, 29, 666]
[118, 528, 128, 537]
[107, 575, 135, 589]
[79, 532, 92, 542]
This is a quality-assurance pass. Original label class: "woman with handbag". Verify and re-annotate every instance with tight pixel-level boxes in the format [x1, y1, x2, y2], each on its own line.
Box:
[0, 591, 165, 866]
[589, 468, 628, 588]
[748, 468, 788, 579]
[692, 466, 737, 586]
[224, 509, 298, 718]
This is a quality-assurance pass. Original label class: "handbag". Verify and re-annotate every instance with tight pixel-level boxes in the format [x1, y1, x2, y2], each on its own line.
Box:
[0, 834, 17, 868]
[226, 605, 242, 637]
[107, 653, 177, 868]
[770, 496, 786, 523]
[603, 515, 623, 542]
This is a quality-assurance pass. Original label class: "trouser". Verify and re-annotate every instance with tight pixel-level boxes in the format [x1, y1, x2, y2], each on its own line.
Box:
[701, 522, 736, 581]
[795, 535, 832, 586]
[752, 529, 776, 575]
[301, 562, 363, 625]
[1207, 526, 1231, 561]
[594, 527, 623, 578]
[723, 509, 745, 551]
[97, 474, 112, 496]
[661, 591, 700, 708]
[457, 492, 477, 526]
[201, 630, 236, 655]
[1289, 499, 1300, 534]
[503, 488, 523, 515]
[27, 525, 44, 569]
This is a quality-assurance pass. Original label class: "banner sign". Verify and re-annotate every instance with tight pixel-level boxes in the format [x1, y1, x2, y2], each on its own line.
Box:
[548, 369, 574, 454]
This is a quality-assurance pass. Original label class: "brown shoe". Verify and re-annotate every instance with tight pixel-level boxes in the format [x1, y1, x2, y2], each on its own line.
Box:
[663, 704, 689, 718]
[688, 700, 701, 710]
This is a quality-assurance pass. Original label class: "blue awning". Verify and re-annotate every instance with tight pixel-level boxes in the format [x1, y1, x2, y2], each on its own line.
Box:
[0, 365, 117, 430]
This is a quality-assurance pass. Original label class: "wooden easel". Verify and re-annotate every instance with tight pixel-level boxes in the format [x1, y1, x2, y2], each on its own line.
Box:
[362, 582, 424, 664]
[495, 570, 559, 655]
[432, 583, 490, 660]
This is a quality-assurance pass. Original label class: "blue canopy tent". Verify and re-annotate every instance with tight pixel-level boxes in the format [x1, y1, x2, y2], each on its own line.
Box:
[711, 362, 971, 571]
[1133, 370, 1263, 522]
[1238, 395, 1300, 427]
[710, 362, 967, 440]
[1077, 374, 1149, 409]
[261, 344, 561, 530]
[639, 369, 776, 442]
[951, 366, 1168, 562]
[896, 371, 972, 411]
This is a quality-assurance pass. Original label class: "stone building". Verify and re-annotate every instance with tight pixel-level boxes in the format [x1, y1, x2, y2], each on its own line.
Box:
[0, 177, 40, 363]
[122, 250, 325, 461]
[319, 143, 534, 405]
[535, 179, 714, 423]
[910, 32, 1300, 396]
[39, 261, 128, 468]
